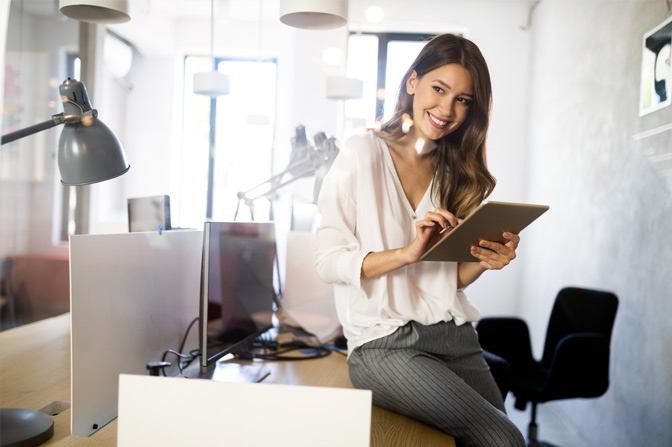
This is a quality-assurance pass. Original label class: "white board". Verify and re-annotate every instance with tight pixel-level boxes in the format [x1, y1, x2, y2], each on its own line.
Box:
[118, 374, 372, 447]
[69, 230, 203, 436]
[281, 231, 339, 342]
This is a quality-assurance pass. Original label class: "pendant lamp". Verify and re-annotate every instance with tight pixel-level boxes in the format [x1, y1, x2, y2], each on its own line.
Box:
[326, 76, 363, 100]
[280, 0, 348, 30]
[59, 0, 130, 24]
[194, 0, 229, 97]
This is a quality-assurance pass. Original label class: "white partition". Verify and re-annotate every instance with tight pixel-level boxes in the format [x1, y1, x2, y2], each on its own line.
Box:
[118, 374, 372, 447]
[281, 231, 339, 342]
[69, 230, 203, 437]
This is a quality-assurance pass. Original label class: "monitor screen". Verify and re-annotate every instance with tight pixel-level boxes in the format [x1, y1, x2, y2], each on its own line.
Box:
[199, 221, 277, 369]
[127, 195, 172, 232]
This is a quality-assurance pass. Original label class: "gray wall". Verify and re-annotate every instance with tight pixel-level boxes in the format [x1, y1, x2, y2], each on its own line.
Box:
[519, 1, 672, 445]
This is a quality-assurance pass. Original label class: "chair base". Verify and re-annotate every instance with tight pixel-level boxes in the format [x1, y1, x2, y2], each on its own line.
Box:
[527, 412, 561, 447]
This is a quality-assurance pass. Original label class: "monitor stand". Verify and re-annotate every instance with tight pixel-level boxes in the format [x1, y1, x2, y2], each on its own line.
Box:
[182, 360, 271, 383]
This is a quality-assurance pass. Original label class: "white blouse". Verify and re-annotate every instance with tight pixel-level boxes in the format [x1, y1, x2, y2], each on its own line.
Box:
[314, 132, 481, 354]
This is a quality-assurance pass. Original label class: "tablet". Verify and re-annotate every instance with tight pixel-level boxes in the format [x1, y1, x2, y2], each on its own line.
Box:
[420, 201, 549, 262]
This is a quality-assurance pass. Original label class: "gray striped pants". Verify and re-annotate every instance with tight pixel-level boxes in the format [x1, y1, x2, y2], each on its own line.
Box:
[348, 320, 525, 447]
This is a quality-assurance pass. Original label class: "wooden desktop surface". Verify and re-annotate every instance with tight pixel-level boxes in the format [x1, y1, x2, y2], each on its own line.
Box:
[0, 314, 455, 446]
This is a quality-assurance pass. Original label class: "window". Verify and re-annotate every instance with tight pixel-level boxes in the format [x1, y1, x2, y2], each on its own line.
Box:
[343, 32, 434, 139]
[178, 57, 278, 228]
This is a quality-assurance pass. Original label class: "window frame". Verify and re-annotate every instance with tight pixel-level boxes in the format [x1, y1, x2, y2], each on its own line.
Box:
[349, 32, 434, 121]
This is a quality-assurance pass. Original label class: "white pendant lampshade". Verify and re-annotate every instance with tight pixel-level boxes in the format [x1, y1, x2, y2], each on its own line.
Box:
[326, 76, 363, 100]
[194, 0, 230, 98]
[193, 71, 230, 97]
[280, 0, 348, 30]
[59, 0, 130, 24]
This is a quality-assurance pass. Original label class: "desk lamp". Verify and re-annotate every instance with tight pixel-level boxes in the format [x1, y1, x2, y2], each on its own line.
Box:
[234, 125, 339, 221]
[0, 78, 129, 447]
[1, 78, 130, 185]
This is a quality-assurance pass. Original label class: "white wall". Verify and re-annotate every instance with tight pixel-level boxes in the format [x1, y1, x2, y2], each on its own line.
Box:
[520, 1, 672, 445]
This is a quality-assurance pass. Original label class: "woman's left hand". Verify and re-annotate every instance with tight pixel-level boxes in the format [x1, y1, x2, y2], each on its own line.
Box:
[469, 232, 520, 270]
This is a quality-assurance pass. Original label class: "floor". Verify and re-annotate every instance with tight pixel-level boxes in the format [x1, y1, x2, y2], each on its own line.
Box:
[505, 397, 592, 447]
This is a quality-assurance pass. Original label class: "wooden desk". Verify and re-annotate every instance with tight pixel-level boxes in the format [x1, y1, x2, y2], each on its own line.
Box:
[0, 314, 455, 446]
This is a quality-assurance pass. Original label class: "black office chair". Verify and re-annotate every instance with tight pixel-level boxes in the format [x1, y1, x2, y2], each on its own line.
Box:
[482, 350, 513, 400]
[476, 287, 619, 447]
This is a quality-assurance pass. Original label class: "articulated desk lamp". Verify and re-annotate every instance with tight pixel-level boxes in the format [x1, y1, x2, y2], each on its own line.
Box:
[234, 125, 339, 221]
[0, 78, 129, 446]
[1, 78, 130, 185]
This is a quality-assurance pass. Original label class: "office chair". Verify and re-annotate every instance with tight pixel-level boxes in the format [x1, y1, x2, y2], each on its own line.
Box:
[482, 350, 513, 400]
[476, 287, 619, 447]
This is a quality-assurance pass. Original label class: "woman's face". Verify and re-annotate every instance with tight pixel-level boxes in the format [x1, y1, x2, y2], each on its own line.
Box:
[406, 63, 473, 142]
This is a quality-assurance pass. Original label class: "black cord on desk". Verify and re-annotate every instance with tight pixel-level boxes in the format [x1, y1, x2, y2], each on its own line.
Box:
[158, 316, 200, 376]
[241, 344, 332, 361]
[233, 327, 347, 361]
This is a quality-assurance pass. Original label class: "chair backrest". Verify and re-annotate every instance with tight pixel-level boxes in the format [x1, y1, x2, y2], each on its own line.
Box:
[541, 287, 618, 368]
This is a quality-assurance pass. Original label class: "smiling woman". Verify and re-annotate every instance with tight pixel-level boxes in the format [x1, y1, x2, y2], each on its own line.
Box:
[314, 33, 525, 447]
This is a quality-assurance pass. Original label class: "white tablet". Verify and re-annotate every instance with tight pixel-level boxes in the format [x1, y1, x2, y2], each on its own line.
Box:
[420, 201, 549, 262]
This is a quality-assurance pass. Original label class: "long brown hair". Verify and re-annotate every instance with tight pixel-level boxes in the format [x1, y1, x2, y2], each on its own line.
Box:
[375, 33, 495, 219]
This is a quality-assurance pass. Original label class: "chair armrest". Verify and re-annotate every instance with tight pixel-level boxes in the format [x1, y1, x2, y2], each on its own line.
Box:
[543, 333, 611, 401]
[476, 317, 535, 368]
[482, 350, 513, 399]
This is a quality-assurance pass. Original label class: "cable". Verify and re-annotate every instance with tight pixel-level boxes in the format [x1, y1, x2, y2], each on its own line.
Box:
[161, 349, 196, 374]
[179, 317, 199, 353]
[159, 316, 200, 376]
[233, 327, 345, 361]
[238, 344, 331, 361]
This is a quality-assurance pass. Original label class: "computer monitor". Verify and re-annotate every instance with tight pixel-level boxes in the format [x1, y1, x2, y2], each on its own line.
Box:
[127, 195, 172, 232]
[198, 221, 277, 372]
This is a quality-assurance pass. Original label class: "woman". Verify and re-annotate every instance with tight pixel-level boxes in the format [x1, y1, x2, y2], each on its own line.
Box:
[315, 34, 525, 446]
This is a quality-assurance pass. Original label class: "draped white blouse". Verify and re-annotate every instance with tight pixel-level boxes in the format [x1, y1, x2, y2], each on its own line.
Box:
[314, 132, 481, 354]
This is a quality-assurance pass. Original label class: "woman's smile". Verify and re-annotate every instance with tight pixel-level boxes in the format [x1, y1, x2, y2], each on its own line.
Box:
[406, 63, 473, 141]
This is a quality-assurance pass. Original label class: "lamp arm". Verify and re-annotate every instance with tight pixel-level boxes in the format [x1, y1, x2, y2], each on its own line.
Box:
[248, 165, 316, 202]
[0, 111, 96, 146]
[237, 158, 315, 203]
[1, 115, 64, 145]
[238, 163, 315, 206]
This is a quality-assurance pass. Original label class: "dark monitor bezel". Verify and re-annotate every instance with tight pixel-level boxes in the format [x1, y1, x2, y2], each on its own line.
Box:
[198, 221, 276, 370]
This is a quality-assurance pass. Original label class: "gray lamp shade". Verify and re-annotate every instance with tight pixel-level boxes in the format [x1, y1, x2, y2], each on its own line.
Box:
[58, 119, 129, 185]
[57, 78, 130, 185]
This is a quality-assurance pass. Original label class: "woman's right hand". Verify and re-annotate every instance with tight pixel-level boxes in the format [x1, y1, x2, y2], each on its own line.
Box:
[404, 208, 461, 263]
[361, 208, 460, 279]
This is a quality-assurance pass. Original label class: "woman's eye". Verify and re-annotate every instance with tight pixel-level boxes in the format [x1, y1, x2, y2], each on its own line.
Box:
[433, 86, 444, 93]
[458, 97, 471, 106]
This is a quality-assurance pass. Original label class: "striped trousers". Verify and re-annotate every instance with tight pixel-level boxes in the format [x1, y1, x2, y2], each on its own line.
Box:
[348, 320, 525, 447]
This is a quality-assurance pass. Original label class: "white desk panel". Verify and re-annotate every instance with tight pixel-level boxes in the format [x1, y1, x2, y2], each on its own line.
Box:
[69, 230, 203, 437]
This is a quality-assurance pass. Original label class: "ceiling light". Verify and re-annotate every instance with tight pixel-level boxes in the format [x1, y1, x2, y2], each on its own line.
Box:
[194, 0, 230, 97]
[280, 0, 348, 30]
[59, 0, 130, 24]
[193, 71, 230, 97]
[326, 76, 363, 100]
